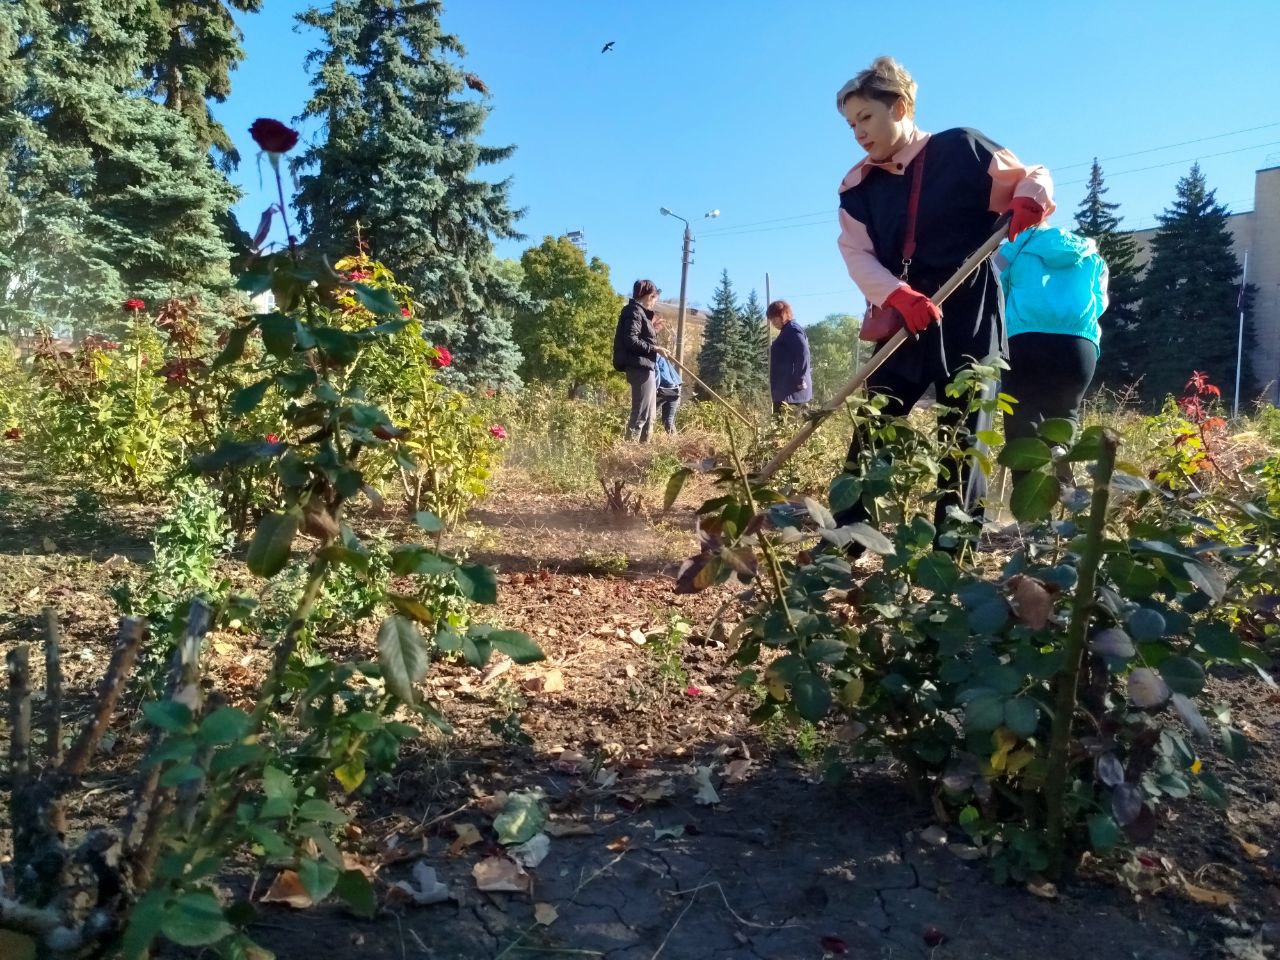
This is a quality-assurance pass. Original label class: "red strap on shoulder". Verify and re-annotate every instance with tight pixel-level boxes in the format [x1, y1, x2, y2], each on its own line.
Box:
[901, 143, 927, 267]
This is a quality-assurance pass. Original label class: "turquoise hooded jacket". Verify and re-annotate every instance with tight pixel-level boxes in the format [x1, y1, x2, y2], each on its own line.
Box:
[996, 226, 1108, 353]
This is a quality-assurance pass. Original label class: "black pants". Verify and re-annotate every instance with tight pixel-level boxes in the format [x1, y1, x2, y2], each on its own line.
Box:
[832, 363, 984, 538]
[1002, 333, 1097, 447]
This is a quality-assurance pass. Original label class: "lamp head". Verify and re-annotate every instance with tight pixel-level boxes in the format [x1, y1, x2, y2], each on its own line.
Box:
[659, 207, 671, 216]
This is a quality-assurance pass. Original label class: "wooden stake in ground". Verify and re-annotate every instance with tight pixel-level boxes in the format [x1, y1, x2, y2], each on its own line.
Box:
[756, 218, 1010, 483]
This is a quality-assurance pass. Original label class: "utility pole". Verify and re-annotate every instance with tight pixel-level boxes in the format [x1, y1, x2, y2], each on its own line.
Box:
[1233, 250, 1248, 418]
[675, 224, 692, 364]
[660, 206, 719, 366]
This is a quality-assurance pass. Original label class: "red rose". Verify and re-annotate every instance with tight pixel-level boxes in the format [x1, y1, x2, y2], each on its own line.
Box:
[401, 307, 411, 317]
[265, 433, 280, 444]
[433, 346, 452, 368]
[347, 270, 370, 282]
[249, 118, 299, 154]
[4, 427, 21, 441]
[488, 423, 507, 440]
[123, 298, 146, 312]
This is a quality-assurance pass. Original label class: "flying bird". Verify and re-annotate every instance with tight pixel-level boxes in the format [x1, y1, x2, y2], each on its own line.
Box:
[464, 73, 489, 95]
[601, 41, 615, 53]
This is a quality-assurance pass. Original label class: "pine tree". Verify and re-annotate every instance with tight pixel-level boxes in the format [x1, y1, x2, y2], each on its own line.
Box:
[737, 289, 770, 396]
[0, 0, 235, 336]
[512, 236, 622, 394]
[698, 270, 746, 394]
[142, 0, 262, 170]
[1137, 163, 1248, 403]
[1073, 159, 1141, 392]
[293, 0, 525, 387]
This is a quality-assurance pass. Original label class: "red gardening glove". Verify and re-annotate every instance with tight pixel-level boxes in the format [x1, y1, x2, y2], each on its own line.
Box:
[885, 285, 942, 335]
[1006, 196, 1045, 240]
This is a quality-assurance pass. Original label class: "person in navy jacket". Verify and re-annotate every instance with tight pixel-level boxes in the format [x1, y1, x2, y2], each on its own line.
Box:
[768, 300, 813, 414]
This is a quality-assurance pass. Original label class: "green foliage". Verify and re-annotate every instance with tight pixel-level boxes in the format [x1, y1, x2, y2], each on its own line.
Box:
[680, 358, 1272, 882]
[698, 270, 750, 396]
[736, 290, 770, 396]
[1136, 164, 1249, 404]
[513, 235, 623, 391]
[494, 382, 626, 492]
[292, 0, 524, 387]
[805, 313, 862, 406]
[1074, 159, 1141, 393]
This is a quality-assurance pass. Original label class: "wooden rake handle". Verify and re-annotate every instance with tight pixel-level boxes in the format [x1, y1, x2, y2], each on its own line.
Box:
[663, 354, 755, 429]
[756, 217, 1010, 483]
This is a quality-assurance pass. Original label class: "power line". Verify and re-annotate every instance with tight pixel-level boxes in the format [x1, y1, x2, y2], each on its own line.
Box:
[1055, 138, 1280, 186]
[697, 120, 1280, 239]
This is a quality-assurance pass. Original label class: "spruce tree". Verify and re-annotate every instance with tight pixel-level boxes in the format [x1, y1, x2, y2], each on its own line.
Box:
[1137, 163, 1247, 403]
[737, 289, 770, 396]
[513, 236, 622, 394]
[0, 0, 235, 336]
[142, 0, 262, 169]
[1073, 159, 1141, 392]
[293, 0, 525, 388]
[698, 270, 745, 394]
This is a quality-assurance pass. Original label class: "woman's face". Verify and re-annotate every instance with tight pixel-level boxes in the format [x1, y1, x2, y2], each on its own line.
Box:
[642, 292, 659, 309]
[841, 94, 910, 163]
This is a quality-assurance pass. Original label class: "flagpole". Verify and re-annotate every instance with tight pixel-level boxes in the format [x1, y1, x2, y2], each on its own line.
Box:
[1233, 250, 1248, 419]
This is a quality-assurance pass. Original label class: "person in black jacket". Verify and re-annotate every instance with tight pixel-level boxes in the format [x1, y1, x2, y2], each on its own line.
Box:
[768, 300, 813, 415]
[612, 279, 666, 441]
[833, 56, 1053, 546]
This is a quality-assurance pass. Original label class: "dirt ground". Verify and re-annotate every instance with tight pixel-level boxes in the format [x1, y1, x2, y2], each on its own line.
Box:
[2, 461, 1279, 960]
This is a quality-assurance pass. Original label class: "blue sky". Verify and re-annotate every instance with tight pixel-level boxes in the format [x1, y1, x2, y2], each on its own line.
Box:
[217, 0, 1280, 325]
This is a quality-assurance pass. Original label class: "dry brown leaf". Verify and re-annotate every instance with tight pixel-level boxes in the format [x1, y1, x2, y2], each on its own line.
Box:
[553, 750, 586, 774]
[448, 822, 484, 856]
[542, 669, 565, 693]
[534, 902, 559, 926]
[724, 759, 752, 784]
[1026, 878, 1058, 899]
[341, 852, 379, 880]
[481, 657, 512, 686]
[1236, 837, 1269, 860]
[1182, 881, 1235, 907]
[1009, 575, 1053, 630]
[260, 869, 313, 909]
[628, 628, 647, 646]
[473, 856, 530, 893]
[476, 791, 509, 816]
[546, 821, 594, 838]
[606, 835, 632, 852]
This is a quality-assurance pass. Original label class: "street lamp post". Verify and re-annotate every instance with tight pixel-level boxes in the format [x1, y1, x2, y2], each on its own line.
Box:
[659, 206, 719, 364]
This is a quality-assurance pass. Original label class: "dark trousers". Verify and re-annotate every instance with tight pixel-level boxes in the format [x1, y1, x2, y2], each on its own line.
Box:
[1002, 333, 1097, 446]
[625, 367, 656, 441]
[832, 364, 984, 538]
[658, 396, 679, 434]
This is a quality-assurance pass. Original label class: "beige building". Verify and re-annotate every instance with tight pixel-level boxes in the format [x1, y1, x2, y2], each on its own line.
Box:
[1128, 165, 1280, 405]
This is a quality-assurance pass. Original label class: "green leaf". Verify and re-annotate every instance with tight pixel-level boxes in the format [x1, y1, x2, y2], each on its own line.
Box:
[998, 437, 1053, 471]
[664, 468, 692, 511]
[494, 791, 545, 845]
[297, 798, 348, 824]
[122, 890, 167, 960]
[311, 326, 360, 365]
[1220, 726, 1250, 762]
[805, 637, 848, 665]
[1127, 608, 1167, 641]
[915, 551, 959, 594]
[246, 509, 301, 578]
[1010, 472, 1059, 522]
[791, 670, 832, 722]
[829, 474, 861, 513]
[1003, 697, 1039, 737]
[964, 694, 1004, 732]
[142, 700, 193, 734]
[260, 766, 296, 819]
[352, 283, 402, 316]
[159, 763, 205, 788]
[377, 615, 430, 705]
[198, 707, 251, 746]
[191, 439, 280, 474]
[843, 522, 895, 555]
[259, 313, 298, 359]
[455, 564, 498, 604]
[1037, 418, 1076, 445]
[298, 857, 340, 904]
[1065, 425, 1107, 462]
[159, 891, 233, 947]
[387, 593, 434, 622]
[230, 379, 273, 416]
[414, 511, 443, 533]
[489, 630, 545, 664]
[1193, 623, 1242, 660]
[212, 319, 260, 369]
[335, 869, 377, 918]
[1159, 656, 1206, 696]
[1087, 813, 1121, 851]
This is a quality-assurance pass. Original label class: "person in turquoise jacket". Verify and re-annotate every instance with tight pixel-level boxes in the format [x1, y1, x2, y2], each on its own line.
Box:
[996, 225, 1107, 460]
